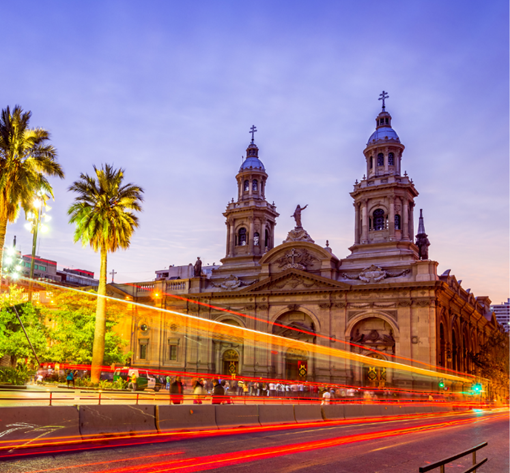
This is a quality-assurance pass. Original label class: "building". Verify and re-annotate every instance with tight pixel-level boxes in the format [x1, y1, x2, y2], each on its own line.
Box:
[155, 263, 220, 281]
[491, 299, 510, 332]
[114, 98, 506, 395]
[57, 268, 99, 287]
[21, 255, 61, 282]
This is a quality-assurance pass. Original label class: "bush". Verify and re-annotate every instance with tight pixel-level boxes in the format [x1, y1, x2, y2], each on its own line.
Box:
[0, 365, 35, 385]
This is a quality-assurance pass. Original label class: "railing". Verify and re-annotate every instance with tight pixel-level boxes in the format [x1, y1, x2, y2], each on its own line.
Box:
[419, 442, 488, 473]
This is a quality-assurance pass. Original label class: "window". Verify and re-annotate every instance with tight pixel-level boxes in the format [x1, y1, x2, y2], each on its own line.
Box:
[373, 209, 385, 231]
[385, 118, 388, 124]
[395, 214, 401, 230]
[388, 152, 394, 166]
[139, 342, 148, 360]
[169, 345, 177, 361]
[252, 179, 258, 191]
[238, 228, 247, 246]
[254, 232, 260, 246]
[244, 180, 249, 191]
[377, 153, 384, 166]
[370, 157, 373, 169]
[265, 229, 269, 249]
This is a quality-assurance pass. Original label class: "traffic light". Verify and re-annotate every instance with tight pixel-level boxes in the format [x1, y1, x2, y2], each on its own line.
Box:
[473, 383, 482, 394]
[438, 379, 445, 389]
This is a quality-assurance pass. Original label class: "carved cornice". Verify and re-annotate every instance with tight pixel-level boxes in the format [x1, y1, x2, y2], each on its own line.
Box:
[319, 302, 332, 309]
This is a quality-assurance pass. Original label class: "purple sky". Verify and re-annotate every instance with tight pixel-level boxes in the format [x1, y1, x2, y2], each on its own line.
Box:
[2, 1, 508, 304]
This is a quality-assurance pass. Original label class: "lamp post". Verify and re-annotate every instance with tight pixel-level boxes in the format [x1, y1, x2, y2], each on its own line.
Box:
[25, 191, 51, 300]
[0, 237, 23, 294]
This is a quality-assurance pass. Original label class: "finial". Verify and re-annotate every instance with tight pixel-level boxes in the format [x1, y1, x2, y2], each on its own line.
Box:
[379, 90, 389, 110]
[355, 179, 358, 185]
[363, 174, 366, 180]
[326, 240, 329, 247]
[249, 125, 257, 142]
[404, 170, 408, 177]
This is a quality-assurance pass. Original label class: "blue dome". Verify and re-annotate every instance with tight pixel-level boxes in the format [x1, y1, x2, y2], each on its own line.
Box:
[367, 126, 400, 144]
[240, 157, 265, 171]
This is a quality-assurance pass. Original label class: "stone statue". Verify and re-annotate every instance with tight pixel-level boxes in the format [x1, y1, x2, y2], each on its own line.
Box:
[291, 204, 308, 229]
[416, 234, 430, 260]
[193, 257, 202, 277]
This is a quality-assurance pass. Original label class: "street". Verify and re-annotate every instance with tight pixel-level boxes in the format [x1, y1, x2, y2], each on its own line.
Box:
[1, 409, 507, 472]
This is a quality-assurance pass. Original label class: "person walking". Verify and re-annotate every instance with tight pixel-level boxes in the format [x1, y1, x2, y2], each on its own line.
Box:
[165, 375, 171, 391]
[321, 388, 331, 405]
[193, 378, 204, 404]
[66, 370, 75, 389]
[170, 376, 184, 404]
[129, 371, 138, 392]
[212, 379, 225, 404]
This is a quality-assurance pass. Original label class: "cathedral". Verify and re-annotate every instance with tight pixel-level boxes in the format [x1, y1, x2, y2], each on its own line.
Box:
[114, 95, 502, 392]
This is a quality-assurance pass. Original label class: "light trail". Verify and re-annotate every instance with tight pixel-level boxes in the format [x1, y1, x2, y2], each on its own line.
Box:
[0, 410, 481, 456]
[88, 413, 507, 473]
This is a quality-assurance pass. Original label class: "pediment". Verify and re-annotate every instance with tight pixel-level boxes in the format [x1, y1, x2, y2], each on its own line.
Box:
[237, 268, 350, 293]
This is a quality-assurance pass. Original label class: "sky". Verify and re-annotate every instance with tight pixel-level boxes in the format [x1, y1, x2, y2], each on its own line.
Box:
[1, 1, 508, 304]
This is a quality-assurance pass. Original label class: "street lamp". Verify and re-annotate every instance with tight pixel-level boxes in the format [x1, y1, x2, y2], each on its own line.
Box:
[25, 190, 51, 300]
[1, 239, 23, 293]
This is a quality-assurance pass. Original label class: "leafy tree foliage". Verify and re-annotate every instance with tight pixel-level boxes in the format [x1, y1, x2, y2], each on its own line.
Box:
[0, 105, 64, 275]
[0, 287, 49, 365]
[43, 289, 128, 366]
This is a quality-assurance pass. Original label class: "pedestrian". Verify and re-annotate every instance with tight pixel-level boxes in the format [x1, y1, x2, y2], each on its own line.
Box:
[129, 371, 138, 392]
[212, 379, 225, 404]
[322, 388, 331, 405]
[66, 370, 75, 389]
[166, 374, 171, 391]
[193, 378, 204, 404]
[170, 376, 184, 404]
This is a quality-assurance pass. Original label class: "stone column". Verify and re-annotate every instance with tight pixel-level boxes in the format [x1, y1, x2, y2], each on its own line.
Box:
[226, 222, 230, 256]
[249, 218, 254, 254]
[230, 221, 235, 256]
[403, 199, 409, 240]
[361, 200, 369, 243]
[409, 202, 415, 241]
[261, 219, 267, 252]
[354, 203, 360, 244]
[249, 176, 253, 197]
[389, 196, 395, 240]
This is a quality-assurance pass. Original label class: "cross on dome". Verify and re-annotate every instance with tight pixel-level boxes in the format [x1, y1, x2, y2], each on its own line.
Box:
[249, 125, 257, 142]
[379, 91, 389, 110]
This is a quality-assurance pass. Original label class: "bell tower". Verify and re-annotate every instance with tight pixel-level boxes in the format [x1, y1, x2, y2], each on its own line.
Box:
[221, 126, 279, 267]
[344, 92, 420, 267]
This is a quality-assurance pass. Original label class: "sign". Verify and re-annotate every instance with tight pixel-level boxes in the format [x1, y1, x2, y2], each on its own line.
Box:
[298, 360, 307, 379]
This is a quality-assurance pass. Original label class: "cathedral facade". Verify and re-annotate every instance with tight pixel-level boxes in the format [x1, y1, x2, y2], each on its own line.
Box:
[115, 99, 503, 393]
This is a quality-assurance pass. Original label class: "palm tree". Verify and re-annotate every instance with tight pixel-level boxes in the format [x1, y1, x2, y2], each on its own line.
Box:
[0, 105, 64, 276]
[68, 164, 143, 383]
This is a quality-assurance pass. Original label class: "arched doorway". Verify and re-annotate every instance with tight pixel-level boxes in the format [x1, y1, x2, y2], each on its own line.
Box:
[222, 349, 239, 376]
[349, 316, 396, 387]
[272, 311, 316, 380]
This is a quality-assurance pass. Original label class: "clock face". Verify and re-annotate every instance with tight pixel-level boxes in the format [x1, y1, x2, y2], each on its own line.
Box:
[140, 324, 149, 332]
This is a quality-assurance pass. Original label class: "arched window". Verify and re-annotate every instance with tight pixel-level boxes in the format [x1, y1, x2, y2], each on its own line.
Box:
[452, 330, 457, 371]
[395, 214, 401, 230]
[373, 209, 385, 231]
[265, 229, 269, 249]
[388, 152, 394, 165]
[377, 153, 384, 166]
[439, 324, 445, 367]
[243, 180, 249, 192]
[238, 228, 247, 246]
[370, 157, 373, 169]
[252, 179, 258, 191]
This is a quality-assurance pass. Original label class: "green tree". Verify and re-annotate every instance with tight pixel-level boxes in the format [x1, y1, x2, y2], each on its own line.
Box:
[44, 289, 128, 366]
[0, 286, 49, 365]
[0, 106, 64, 275]
[68, 164, 143, 382]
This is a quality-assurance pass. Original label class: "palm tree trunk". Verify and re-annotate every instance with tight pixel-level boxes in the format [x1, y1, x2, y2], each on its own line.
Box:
[0, 216, 7, 293]
[91, 245, 108, 384]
